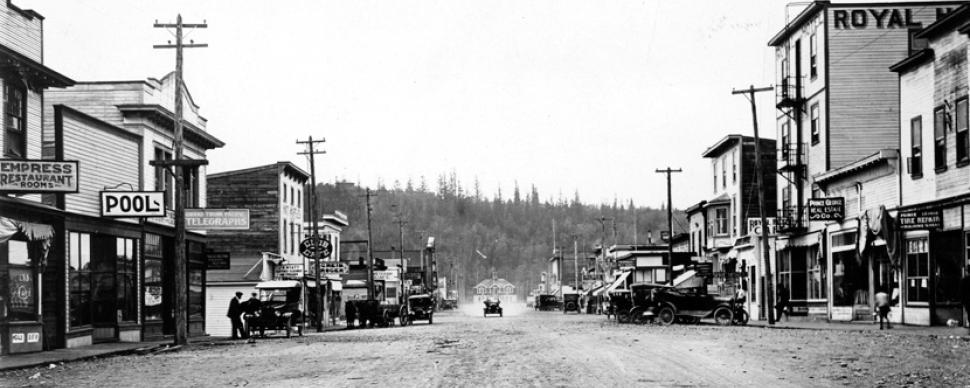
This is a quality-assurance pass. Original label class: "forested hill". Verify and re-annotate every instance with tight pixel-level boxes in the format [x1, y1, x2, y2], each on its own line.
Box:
[312, 177, 686, 298]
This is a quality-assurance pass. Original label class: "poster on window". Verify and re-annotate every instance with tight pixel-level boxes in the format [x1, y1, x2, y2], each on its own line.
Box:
[144, 286, 163, 307]
[9, 268, 33, 312]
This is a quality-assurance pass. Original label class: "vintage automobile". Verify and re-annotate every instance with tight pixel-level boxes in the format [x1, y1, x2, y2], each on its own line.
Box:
[247, 280, 305, 338]
[650, 286, 739, 326]
[535, 294, 560, 311]
[483, 298, 503, 317]
[607, 289, 632, 322]
[614, 282, 671, 324]
[562, 293, 581, 314]
[403, 294, 434, 325]
[440, 299, 458, 310]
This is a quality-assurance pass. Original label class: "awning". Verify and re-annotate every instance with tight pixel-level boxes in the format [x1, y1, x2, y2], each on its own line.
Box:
[778, 232, 820, 250]
[673, 270, 704, 288]
[255, 280, 301, 289]
[605, 271, 631, 293]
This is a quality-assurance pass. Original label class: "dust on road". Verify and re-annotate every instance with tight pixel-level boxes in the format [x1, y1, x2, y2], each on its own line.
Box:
[2, 307, 969, 387]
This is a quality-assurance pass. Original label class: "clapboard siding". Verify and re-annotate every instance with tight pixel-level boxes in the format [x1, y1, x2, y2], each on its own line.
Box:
[206, 167, 281, 256]
[900, 60, 936, 207]
[0, 4, 42, 62]
[824, 163, 898, 219]
[827, 5, 944, 170]
[60, 109, 140, 217]
[47, 84, 145, 126]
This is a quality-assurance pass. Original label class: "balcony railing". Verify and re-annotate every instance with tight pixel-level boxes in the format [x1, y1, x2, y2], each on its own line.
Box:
[778, 143, 806, 172]
[776, 206, 806, 233]
[776, 76, 805, 109]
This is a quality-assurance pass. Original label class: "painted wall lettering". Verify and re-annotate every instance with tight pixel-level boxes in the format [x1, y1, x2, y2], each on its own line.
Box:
[832, 8, 928, 29]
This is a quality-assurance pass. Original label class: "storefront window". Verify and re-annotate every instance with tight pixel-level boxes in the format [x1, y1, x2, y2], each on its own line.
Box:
[832, 231, 862, 307]
[790, 247, 807, 301]
[807, 245, 825, 299]
[188, 241, 205, 320]
[6, 240, 36, 321]
[932, 231, 961, 304]
[116, 238, 137, 322]
[906, 238, 930, 304]
[69, 232, 92, 327]
[778, 250, 791, 299]
[144, 234, 163, 322]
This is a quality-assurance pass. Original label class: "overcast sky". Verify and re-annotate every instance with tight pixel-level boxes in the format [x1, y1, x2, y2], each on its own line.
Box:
[22, 0, 887, 208]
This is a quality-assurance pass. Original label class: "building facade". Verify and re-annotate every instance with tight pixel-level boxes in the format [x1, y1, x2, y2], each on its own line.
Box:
[894, 4, 970, 326]
[770, 0, 960, 321]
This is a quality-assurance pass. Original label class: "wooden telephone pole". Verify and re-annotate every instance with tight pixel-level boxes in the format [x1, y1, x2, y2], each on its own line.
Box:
[363, 188, 376, 300]
[655, 167, 682, 281]
[732, 85, 776, 325]
[297, 136, 325, 331]
[152, 15, 207, 346]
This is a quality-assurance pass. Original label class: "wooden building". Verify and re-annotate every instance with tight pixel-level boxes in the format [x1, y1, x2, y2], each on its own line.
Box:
[0, 1, 74, 355]
[204, 162, 308, 336]
[893, 4, 970, 326]
[769, 0, 961, 321]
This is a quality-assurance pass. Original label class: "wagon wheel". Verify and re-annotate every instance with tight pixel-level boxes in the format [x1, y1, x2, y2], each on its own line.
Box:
[713, 307, 734, 326]
[657, 306, 676, 326]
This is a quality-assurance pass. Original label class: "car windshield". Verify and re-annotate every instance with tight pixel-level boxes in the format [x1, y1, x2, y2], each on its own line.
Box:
[259, 289, 288, 303]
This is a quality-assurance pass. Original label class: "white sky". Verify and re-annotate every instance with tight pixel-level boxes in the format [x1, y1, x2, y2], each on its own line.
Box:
[20, 0, 898, 208]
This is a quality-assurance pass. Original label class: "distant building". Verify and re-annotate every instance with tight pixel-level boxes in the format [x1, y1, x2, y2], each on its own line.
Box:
[473, 274, 516, 305]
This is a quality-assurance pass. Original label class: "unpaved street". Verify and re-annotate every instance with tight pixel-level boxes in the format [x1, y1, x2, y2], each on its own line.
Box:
[2, 306, 969, 387]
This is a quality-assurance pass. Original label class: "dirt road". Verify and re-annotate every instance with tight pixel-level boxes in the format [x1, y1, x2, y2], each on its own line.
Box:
[2, 305, 969, 387]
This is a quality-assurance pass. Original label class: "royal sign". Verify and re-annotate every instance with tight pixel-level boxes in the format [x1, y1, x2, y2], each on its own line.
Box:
[808, 198, 845, 221]
[100, 191, 166, 217]
[0, 160, 78, 193]
[185, 209, 250, 230]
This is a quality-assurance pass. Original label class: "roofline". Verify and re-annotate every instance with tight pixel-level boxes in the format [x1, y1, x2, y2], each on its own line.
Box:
[209, 161, 309, 181]
[55, 104, 140, 143]
[7, 1, 44, 20]
[115, 104, 224, 149]
[813, 149, 898, 185]
[0, 43, 74, 88]
[915, 2, 970, 39]
[890, 49, 935, 73]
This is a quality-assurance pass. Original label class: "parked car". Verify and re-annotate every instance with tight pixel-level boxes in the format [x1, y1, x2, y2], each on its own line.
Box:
[562, 293, 581, 314]
[607, 289, 632, 322]
[248, 280, 305, 338]
[403, 294, 434, 325]
[536, 294, 560, 311]
[650, 287, 738, 326]
[621, 282, 672, 324]
[483, 298, 503, 317]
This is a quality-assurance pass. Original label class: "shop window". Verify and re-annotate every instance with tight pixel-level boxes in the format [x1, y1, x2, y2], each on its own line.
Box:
[69, 232, 92, 327]
[832, 231, 863, 307]
[810, 103, 820, 145]
[188, 242, 205, 320]
[906, 238, 930, 304]
[934, 106, 947, 171]
[910, 116, 923, 178]
[116, 238, 137, 322]
[957, 97, 969, 165]
[3, 82, 26, 158]
[5, 239, 36, 321]
[778, 250, 792, 300]
[91, 237, 117, 325]
[144, 234, 164, 322]
[810, 31, 818, 79]
[807, 245, 825, 300]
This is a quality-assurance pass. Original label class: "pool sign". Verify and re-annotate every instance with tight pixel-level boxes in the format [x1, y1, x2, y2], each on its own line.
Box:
[101, 191, 166, 217]
[0, 160, 79, 193]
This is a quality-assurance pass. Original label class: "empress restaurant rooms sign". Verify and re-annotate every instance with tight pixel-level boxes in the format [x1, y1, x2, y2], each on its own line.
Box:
[0, 160, 79, 193]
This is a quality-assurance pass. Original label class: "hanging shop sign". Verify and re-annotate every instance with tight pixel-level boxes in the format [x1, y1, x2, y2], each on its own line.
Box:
[205, 251, 231, 270]
[808, 197, 845, 221]
[898, 209, 943, 230]
[304, 261, 349, 276]
[747, 217, 777, 235]
[0, 160, 79, 193]
[277, 264, 305, 279]
[100, 191, 166, 217]
[373, 270, 399, 282]
[299, 236, 333, 259]
[185, 209, 250, 230]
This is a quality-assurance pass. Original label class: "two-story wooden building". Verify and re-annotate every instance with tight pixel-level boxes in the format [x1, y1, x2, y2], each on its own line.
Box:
[769, 0, 960, 321]
[893, 4, 970, 326]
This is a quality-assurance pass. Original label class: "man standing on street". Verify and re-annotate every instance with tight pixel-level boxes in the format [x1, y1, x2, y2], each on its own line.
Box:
[227, 291, 245, 339]
[960, 272, 970, 335]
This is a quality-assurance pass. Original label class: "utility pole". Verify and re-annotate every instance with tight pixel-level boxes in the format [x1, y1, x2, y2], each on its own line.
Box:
[152, 15, 207, 346]
[297, 136, 325, 331]
[733, 85, 776, 324]
[656, 167, 682, 283]
[596, 217, 613, 280]
[573, 239, 579, 290]
[363, 188, 376, 300]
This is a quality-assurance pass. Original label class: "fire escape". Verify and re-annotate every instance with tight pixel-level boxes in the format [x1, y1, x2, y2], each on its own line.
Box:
[776, 73, 807, 234]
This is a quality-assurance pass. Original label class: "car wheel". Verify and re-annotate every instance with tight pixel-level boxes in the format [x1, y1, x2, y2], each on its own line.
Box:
[657, 306, 676, 326]
[714, 307, 734, 326]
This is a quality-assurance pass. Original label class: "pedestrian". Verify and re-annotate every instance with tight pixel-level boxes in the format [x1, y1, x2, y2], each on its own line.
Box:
[775, 285, 789, 321]
[960, 272, 970, 334]
[875, 289, 891, 330]
[244, 292, 261, 342]
[227, 291, 245, 339]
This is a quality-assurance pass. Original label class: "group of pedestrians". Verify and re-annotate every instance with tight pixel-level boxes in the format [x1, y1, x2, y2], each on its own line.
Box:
[227, 291, 262, 341]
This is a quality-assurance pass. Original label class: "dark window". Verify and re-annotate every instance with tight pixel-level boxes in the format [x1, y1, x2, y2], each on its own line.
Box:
[184, 167, 200, 208]
[290, 187, 295, 205]
[188, 242, 204, 320]
[810, 103, 820, 145]
[714, 208, 729, 236]
[911, 116, 923, 177]
[957, 98, 969, 165]
[116, 238, 137, 322]
[283, 183, 288, 204]
[781, 122, 790, 160]
[908, 28, 929, 55]
[144, 234, 164, 322]
[3, 82, 26, 158]
[69, 232, 92, 327]
[935, 106, 947, 171]
[283, 222, 288, 254]
[906, 238, 929, 304]
[809, 32, 818, 79]
[155, 148, 174, 209]
[721, 156, 726, 189]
